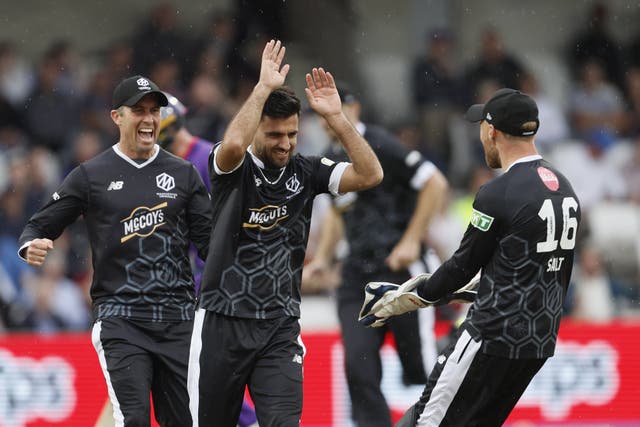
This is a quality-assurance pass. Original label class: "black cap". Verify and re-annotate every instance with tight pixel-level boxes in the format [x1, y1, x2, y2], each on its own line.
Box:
[112, 75, 169, 109]
[336, 82, 358, 104]
[465, 88, 539, 137]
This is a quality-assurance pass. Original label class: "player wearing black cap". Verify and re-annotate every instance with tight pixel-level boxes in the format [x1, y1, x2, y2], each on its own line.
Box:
[19, 75, 211, 426]
[360, 88, 581, 426]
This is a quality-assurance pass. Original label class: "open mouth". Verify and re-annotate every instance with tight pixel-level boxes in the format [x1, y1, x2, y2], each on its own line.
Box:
[138, 128, 154, 143]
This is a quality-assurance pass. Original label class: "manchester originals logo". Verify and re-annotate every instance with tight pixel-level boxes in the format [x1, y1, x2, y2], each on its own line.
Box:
[120, 202, 167, 243]
[156, 173, 175, 191]
[243, 205, 289, 230]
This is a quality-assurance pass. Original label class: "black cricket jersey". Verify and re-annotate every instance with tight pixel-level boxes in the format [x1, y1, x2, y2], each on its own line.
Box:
[198, 145, 344, 319]
[19, 145, 211, 322]
[327, 123, 437, 280]
[421, 156, 580, 359]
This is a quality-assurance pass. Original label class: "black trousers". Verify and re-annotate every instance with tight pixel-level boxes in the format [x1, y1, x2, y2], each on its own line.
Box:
[188, 310, 304, 427]
[396, 326, 547, 427]
[91, 317, 193, 427]
[337, 266, 436, 427]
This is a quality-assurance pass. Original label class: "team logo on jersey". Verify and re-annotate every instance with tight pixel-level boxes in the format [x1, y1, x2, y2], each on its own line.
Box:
[537, 167, 559, 191]
[286, 173, 301, 193]
[470, 208, 494, 232]
[120, 202, 167, 243]
[107, 181, 124, 191]
[243, 205, 289, 230]
[156, 173, 175, 191]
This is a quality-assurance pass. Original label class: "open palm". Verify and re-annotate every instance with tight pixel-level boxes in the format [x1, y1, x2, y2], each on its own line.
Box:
[260, 39, 290, 90]
[305, 68, 342, 117]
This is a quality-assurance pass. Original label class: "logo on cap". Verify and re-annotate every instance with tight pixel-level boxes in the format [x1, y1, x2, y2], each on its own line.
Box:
[137, 78, 151, 91]
[486, 112, 492, 121]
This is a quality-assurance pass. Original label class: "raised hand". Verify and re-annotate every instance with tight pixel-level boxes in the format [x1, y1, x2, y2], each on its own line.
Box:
[304, 68, 342, 117]
[259, 39, 290, 91]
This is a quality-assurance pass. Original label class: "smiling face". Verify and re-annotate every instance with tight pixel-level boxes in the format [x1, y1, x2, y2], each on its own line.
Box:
[111, 94, 161, 159]
[252, 114, 299, 169]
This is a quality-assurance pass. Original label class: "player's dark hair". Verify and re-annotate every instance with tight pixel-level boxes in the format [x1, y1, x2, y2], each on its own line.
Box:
[262, 86, 301, 119]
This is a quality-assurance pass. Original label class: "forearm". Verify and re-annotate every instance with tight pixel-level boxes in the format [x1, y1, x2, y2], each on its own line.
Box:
[327, 113, 383, 192]
[416, 257, 474, 301]
[218, 83, 272, 169]
[399, 170, 448, 246]
[313, 208, 344, 264]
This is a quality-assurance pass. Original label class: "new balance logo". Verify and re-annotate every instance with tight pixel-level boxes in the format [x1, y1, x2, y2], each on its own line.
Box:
[107, 181, 124, 191]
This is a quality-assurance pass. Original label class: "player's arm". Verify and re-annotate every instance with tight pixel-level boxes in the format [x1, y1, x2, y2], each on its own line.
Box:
[416, 187, 500, 301]
[301, 206, 344, 290]
[186, 165, 212, 261]
[386, 168, 448, 271]
[18, 166, 87, 266]
[215, 40, 290, 173]
[304, 69, 383, 193]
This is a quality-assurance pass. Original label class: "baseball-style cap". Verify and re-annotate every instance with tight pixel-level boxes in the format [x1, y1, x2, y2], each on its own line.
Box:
[337, 82, 358, 105]
[112, 75, 169, 109]
[464, 88, 539, 137]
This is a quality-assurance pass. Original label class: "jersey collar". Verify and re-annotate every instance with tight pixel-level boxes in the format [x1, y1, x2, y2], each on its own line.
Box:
[504, 154, 543, 173]
[113, 143, 160, 168]
[247, 145, 287, 185]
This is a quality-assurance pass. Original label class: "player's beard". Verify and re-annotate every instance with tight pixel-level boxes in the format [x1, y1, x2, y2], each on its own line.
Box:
[484, 145, 501, 169]
[265, 148, 292, 168]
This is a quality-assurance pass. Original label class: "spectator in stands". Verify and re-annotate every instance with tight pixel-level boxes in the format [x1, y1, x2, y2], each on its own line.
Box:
[23, 50, 82, 152]
[519, 72, 570, 154]
[21, 246, 91, 333]
[568, 59, 626, 151]
[623, 136, 640, 204]
[568, 2, 625, 89]
[411, 28, 465, 165]
[466, 27, 525, 100]
[623, 66, 640, 138]
[0, 40, 33, 108]
[131, 3, 189, 77]
[184, 73, 230, 143]
[568, 242, 615, 322]
[188, 9, 236, 83]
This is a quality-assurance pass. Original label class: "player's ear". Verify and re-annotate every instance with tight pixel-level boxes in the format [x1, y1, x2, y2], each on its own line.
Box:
[487, 123, 497, 140]
[110, 109, 121, 126]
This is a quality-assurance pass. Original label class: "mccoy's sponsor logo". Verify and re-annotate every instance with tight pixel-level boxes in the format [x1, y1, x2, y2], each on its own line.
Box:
[243, 205, 288, 230]
[0, 349, 75, 427]
[121, 202, 167, 242]
[519, 340, 619, 419]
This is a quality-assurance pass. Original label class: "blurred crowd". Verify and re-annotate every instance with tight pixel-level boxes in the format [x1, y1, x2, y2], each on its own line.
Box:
[1, 1, 639, 334]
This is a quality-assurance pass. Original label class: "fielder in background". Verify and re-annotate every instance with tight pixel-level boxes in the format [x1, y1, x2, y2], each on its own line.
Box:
[302, 84, 448, 427]
[188, 39, 383, 426]
[360, 88, 581, 427]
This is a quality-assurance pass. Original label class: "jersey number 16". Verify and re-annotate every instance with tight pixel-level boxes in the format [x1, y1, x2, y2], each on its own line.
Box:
[536, 197, 578, 253]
